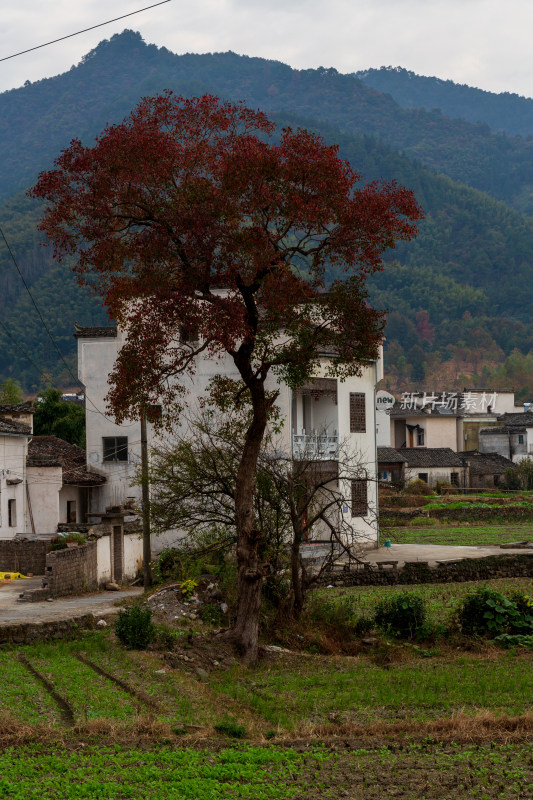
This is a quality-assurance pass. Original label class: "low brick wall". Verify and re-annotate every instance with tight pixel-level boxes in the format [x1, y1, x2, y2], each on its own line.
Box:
[0, 614, 97, 645]
[0, 539, 50, 575]
[319, 553, 533, 587]
[45, 541, 98, 597]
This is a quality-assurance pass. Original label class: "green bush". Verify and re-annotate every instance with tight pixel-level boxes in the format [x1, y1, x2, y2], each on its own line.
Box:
[214, 716, 247, 738]
[374, 592, 426, 638]
[115, 604, 156, 649]
[456, 588, 533, 637]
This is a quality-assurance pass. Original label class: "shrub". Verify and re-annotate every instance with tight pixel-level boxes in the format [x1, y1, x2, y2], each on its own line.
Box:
[214, 716, 247, 738]
[456, 588, 533, 637]
[115, 604, 156, 649]
[404, 479, 433, 496]
[435, 480, 458, 495]
[374, 592, 426, 638]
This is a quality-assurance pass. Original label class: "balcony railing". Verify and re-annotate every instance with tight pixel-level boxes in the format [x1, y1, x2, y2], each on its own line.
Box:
[292, 432, 338, 460]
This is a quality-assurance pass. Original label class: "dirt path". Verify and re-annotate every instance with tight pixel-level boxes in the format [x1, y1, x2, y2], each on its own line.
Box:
[0, 578, 143, 625]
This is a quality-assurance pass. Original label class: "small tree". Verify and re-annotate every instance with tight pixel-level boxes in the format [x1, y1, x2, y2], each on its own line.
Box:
[31, 93, 421, 662]
[0, 378, 24, 404]
[33, 387, 86, 447]
[147, 406, 375, 618]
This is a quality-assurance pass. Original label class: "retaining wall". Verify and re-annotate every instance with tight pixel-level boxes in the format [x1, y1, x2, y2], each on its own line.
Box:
[45, 541, 98, 597]
[319, 553, 533, 587]
[0, 614, 97, 645]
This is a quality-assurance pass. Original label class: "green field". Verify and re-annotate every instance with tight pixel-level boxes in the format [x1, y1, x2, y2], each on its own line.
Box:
[381, 522, 533, 546]
[0, 741, 531, 799]
[0, 572, 531, 798]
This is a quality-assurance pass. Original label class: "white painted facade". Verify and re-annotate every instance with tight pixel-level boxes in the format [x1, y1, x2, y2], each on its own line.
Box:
[0, 433, 29, 539]
[77, 327, 383, 549]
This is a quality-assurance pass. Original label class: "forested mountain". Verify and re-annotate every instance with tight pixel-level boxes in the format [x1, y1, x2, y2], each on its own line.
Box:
[1, 30, 533, 212]
[1, 31, 533, 396]
[355, 66, 533, 139]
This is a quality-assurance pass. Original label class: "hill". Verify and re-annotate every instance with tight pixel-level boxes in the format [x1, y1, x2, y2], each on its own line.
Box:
[355, 66, 533, 139]
[1, 31, 533, 395]
[1, 30, 533, 212]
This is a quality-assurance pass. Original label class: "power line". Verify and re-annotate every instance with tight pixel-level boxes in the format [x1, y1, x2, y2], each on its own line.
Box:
[0, 2, 172, 63]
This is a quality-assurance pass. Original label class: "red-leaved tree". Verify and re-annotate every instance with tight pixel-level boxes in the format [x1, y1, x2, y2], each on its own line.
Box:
[31, 93, 422, 663]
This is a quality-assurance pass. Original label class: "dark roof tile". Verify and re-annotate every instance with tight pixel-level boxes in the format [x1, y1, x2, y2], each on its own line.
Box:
[397, 447, 464, 467]
[377, 447, 408, 463]
[27, 436, 106, 485]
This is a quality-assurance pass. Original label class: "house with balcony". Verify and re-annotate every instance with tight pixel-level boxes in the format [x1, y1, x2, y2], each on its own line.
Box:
[75, 325, 382, 550]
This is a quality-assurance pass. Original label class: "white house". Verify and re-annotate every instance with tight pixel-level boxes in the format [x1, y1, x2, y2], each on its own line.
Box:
[0, 403, 105, 539]
[75, 325, 383, 550]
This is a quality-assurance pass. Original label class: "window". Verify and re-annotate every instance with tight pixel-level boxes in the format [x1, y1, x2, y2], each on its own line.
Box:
[179, 325, 199, 346]
[66, 501, 77, 523]
[417, 428, 425, 446]
[518, 434, 524, 444]
[349, 393, 366, 433]
[450, 472, 459, 487]
[8, 499, 16, 528]
[418, 473, 428, 484]
[351, 479, 368, 517]
[103, 437, 129, 462]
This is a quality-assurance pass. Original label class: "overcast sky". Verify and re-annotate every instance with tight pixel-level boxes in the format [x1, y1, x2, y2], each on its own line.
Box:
[1, 0, 532, 97]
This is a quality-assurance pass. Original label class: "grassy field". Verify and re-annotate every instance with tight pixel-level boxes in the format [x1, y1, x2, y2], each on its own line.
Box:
[381, 522, 533, 546]
[0, 741, 531, 799]
[314, 577, 533, 626]
[0, 573, 532, 798]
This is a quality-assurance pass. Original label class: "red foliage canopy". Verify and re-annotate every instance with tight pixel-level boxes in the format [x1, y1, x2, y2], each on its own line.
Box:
[31, 93, 422, 420]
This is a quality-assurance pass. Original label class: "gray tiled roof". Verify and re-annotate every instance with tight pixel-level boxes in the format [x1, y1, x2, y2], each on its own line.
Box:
[0, 402, 34, 414]
[28, 436, 106, 485]
[397, 447, 464, 467]
[479, 426, 526, 435]
[0, 417, 31, 435]
[496, 412, 533, 427]
[457, 451, 515, 474]
[377, 447, 408, 463]
[389, 405, 460, 418]
[73, 324, 117, 339]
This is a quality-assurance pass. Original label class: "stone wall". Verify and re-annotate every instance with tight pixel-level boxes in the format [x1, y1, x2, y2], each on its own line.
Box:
[45, 541, 98, 597]
[0, 539, 49, 575]
[319, 553, 533, 587]
[382, 505, 533, 524]
[0, 614, 96, 645]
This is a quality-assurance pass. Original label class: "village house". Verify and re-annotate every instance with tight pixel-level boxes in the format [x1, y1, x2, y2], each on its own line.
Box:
[0, 402, 105, 540]
[478, 411, 533, 463]
[75, 324, 384, 550]
[398, 447, 467, 489]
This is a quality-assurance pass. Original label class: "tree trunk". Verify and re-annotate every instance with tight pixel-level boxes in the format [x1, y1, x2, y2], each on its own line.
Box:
[227, 385, 269, 664]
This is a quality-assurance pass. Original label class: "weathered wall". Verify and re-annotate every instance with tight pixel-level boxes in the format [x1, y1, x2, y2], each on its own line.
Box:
[124, 532, 143, 580]
[26, 465, 62, 534]
[319, 553, 533, 587]
[45, 541, 98, 596]
[0, 538, 49, 574]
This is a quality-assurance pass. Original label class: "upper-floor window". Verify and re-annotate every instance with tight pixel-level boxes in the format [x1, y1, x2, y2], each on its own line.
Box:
[351, 479, 368, 517]
[349, 393, 366, 433]
[417, 428, 425, 446]
[103, 437, 129, 462]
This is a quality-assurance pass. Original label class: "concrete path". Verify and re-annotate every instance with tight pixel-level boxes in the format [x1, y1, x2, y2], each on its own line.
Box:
[366, 543, 533, 568]
[0, 578, 143, 625]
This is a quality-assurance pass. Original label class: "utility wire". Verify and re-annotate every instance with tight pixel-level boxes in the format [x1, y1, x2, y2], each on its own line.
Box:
[0, 1, 172, 62]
